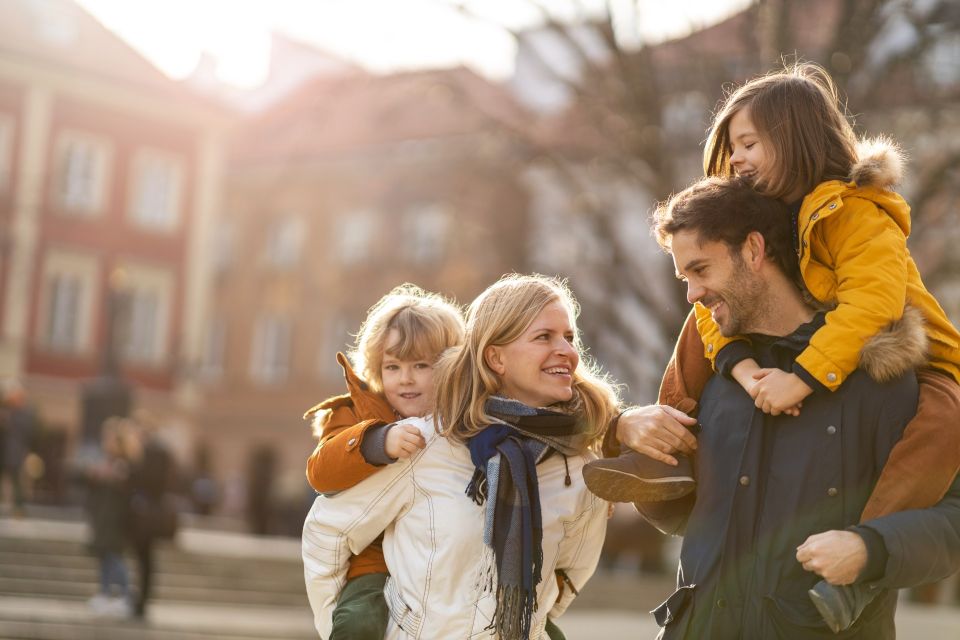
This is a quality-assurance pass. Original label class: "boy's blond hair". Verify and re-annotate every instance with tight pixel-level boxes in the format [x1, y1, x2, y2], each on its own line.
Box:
[350, 284, 464, 393]
[433, 274, 619, 450]
[704, 62, 859, 200]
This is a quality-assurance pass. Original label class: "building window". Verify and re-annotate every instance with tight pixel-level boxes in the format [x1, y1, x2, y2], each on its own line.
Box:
[264, 215, 304, 269]
[0, 114, 13, 193]
[115, 264, 173, 366]
[38, 250, 99, 354]
[199, 316, 226, 381]
[336, 211, 374, 265]
[55, 131, 111, 215]
[129, 149, 183, 231]
[403, 203, 450, 264]
[250, 314, 291, 384]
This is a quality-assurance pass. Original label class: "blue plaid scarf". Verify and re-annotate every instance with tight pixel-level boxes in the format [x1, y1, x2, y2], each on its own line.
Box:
[466, 396, 588, 639]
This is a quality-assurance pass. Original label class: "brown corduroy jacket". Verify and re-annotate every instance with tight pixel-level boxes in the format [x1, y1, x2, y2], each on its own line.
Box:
[304, 352, 398, 580]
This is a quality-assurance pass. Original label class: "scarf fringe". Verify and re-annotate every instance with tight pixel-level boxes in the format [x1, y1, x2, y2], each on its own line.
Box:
[489, 583, 538, 640]
[466, 468, 487, 505]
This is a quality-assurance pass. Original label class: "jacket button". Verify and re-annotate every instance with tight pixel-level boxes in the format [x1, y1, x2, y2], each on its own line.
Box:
[811, 213, 819, 220]
[827, 487, 838, 497]
[707, 343, 714, 353]
[828, 203, 837, 210]
[347, 438, 357, 447]
[739, 475, 750, 487]
[826, 372, 837, 383]
[717, 598, 727, 608]
[826, 425, 837, 435]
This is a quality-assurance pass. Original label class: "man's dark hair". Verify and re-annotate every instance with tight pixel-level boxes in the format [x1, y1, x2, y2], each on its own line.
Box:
[652, 176, 800, 283]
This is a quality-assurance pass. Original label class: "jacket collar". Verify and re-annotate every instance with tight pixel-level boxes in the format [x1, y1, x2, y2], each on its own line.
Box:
[302, 352, 396, 423]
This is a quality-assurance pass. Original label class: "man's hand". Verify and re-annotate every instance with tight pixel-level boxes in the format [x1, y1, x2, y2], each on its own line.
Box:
[384, 423, 426, 459]
[616, 405, 698, 466]
[796, 530, 868, 585]
[751, 369, 812, 416]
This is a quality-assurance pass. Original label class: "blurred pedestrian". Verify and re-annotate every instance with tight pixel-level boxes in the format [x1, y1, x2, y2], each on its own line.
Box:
[84, 417, 140, 617]
[0, 381, 37, 517]
[127, 412, 178, 619]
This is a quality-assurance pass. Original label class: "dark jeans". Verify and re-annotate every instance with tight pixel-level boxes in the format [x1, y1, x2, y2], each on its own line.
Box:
[331, 572, 389, 640]
[132, 540, 154, 617]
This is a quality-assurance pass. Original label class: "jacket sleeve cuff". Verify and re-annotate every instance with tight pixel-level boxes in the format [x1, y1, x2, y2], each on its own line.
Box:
[792, 362, 830, 394]
[360, 423, 398, 466]
[848, 525, 889, 583]
[715, 341, 754, 379]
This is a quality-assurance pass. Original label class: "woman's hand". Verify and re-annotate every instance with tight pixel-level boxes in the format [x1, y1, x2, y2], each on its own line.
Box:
[751, 369, 811, 416]
[385, 423, 427, 460]
[616, 405, 698, 466]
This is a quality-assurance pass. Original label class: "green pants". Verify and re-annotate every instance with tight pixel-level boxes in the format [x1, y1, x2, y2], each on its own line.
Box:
[545, 616, 566, 640]
[330, 572, 389, 640]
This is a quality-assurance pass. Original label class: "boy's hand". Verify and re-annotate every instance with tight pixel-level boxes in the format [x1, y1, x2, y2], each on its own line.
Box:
[385, 423, 426, 459]
[751, 369, 812, 416]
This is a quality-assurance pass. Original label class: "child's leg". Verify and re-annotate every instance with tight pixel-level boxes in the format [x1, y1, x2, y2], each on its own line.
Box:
[544, 616, 566, 640]
[861, 368, 960, 522]
[330, 572, 389, 640]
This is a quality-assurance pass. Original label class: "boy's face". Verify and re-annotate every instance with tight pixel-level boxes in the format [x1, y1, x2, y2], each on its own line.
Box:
[381, 330, 435, 418]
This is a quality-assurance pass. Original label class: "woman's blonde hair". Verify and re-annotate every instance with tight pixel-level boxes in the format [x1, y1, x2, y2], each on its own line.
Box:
[433, 274, 620, 449]
[703, 62, 858, 200]
[350, 284, 464, 392]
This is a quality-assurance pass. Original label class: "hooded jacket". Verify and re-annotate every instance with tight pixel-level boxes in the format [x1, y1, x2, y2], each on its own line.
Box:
[303, 352, 398, 580]
[695, 139, 960, 391]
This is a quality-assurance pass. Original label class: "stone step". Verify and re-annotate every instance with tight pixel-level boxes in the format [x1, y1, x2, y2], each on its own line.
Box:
[0, 597, 316, 640]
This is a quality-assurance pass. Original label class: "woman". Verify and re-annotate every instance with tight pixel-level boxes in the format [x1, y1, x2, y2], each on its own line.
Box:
[303, 274, 619, 639]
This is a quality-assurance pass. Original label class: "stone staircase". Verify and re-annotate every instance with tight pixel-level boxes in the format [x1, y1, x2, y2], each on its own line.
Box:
[0, 511, 316, 640]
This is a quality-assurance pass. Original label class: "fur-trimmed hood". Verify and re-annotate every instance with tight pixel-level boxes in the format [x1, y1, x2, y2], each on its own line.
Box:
[850, 137, 905, 190]
[860, 304, 928, 383]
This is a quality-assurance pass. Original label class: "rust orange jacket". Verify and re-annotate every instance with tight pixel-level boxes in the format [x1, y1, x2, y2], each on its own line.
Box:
[303, 352, 398, 579]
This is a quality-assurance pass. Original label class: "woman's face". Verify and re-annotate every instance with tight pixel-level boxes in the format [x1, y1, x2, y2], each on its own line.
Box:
[485, 301, 580, 408]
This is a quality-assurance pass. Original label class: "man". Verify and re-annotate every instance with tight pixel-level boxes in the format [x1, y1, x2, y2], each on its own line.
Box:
[612, 177, 958, 638]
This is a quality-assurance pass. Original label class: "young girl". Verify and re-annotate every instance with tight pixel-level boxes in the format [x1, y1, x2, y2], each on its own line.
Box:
[587, 63, 960, 633]
[302, 284, 464, 640]
[303, 274, 619, 639]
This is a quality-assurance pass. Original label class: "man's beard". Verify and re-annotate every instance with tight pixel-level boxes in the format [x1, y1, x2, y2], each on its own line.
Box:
[708, 259, 769, 337]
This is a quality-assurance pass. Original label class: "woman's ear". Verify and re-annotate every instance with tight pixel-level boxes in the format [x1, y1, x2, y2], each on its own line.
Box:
[484, 345, 506, 376]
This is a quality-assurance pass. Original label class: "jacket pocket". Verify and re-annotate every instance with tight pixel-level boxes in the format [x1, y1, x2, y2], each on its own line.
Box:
[384, 576, 422, 637]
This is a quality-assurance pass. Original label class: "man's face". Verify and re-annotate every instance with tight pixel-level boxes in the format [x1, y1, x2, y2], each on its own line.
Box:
[671, 229, 766, 337]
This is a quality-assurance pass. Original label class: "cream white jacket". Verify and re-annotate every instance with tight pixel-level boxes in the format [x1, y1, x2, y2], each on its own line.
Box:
[302, 417, 608, 639]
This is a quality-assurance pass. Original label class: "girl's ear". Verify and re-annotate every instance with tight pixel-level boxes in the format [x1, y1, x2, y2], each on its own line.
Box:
[484, 345, 506, 376]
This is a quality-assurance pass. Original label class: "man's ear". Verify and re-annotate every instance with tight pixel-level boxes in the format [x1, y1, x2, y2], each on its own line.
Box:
[484, 345, 506, 376]
[742, 231, 767, 269]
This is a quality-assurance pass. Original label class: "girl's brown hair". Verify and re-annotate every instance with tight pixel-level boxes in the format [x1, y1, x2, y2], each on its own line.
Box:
[350, 284, 464, 393]
[432, 274, 619, 450]
[703, 63, 858, 200]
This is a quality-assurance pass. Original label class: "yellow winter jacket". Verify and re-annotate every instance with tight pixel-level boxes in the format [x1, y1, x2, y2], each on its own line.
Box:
[696, 140, 960, 391]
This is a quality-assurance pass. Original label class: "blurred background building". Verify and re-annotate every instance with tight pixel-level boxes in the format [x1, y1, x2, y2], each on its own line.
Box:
[1, 0, 959, 634]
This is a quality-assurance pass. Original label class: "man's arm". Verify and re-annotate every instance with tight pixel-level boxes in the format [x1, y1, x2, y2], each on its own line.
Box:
[797, 472, 960, 588]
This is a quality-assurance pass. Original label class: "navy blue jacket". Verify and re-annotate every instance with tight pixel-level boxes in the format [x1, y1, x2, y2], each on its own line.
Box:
[644, 316, 919, 640]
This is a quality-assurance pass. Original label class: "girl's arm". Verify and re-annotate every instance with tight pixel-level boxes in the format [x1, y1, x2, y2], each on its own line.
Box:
[302, 427, 422, 637]
[795, 199, 909, 391]
[306, 405, 393, 494]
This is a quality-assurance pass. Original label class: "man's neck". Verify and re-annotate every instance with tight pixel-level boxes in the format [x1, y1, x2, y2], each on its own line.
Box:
[745, 282, 816, 337]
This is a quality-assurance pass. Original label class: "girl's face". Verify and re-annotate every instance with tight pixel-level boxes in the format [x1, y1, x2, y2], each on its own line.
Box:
[728, 107, 772, 184]
[381, 329, 436, 418]
[485, 301, 580, 408]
